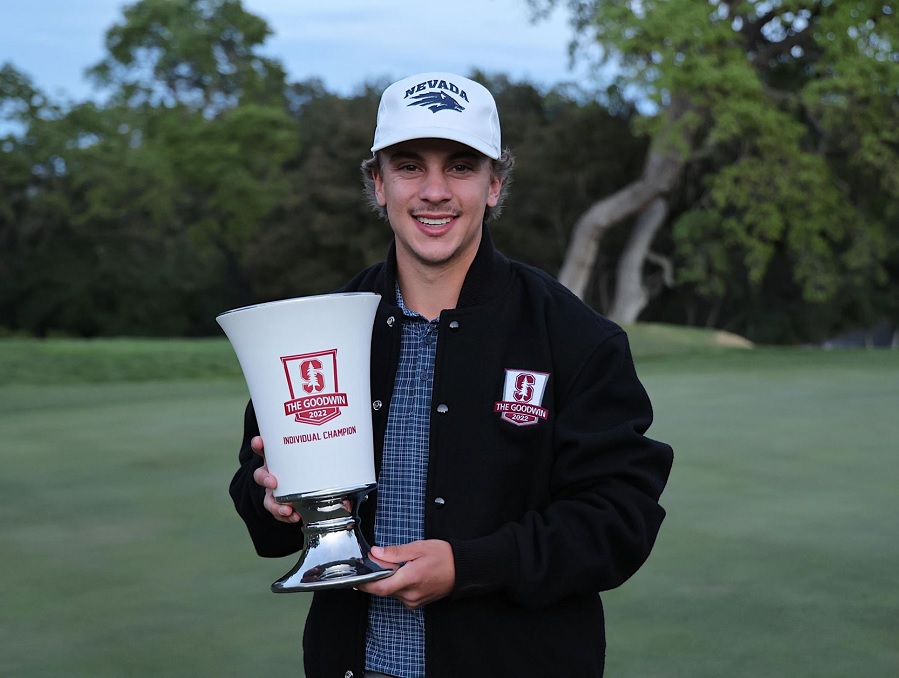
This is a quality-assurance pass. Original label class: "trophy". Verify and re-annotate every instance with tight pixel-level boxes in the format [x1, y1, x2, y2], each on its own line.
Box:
[217, 293, 394, 592]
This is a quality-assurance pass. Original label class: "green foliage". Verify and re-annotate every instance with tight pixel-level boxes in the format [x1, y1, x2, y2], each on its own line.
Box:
[88, 0, 285, 114]
[158, 102, 300, 252]
[670, 209, 731, 299]
[693, 151, 883, 301]
[485, 74, 648, 274]
[2, 0, 896, 342]
[241, 82, 390, 301]
[531, 0, 899, 341]
[0, 62, 59, 124]
[1, 1, 303, 336]
[1, 98, 291, 336]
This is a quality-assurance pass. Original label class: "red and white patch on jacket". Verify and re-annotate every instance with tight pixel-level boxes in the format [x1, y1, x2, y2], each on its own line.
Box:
[494, 368, 550, 427]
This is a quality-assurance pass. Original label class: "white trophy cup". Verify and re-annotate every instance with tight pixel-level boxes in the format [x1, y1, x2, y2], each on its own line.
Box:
[217, 292, 394, 592]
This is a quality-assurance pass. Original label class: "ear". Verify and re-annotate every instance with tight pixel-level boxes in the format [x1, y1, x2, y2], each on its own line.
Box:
[486, 174, 502, 208]
[373, 168, 387, 207]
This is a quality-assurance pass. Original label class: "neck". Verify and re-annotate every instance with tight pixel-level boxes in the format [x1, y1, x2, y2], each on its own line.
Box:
[396, 258, 468, 320]
[391, 225, 485, 319]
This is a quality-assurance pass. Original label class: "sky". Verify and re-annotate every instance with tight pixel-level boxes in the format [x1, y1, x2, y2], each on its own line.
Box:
[0, 0, 593, 104]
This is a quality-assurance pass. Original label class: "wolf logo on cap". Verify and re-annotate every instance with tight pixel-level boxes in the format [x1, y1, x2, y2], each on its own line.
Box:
[408, 90, 466, 114]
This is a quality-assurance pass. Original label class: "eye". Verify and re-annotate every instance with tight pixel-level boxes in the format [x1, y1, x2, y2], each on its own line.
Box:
[450, 163, 474, 173]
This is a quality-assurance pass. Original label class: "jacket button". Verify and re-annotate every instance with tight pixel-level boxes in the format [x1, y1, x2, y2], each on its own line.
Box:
[372, 400, 383, 411]
[436, 403, 449, 415]
[434, 496, 446, 508]
[386, 316, 396, 327]
[449, 320, 460, 331]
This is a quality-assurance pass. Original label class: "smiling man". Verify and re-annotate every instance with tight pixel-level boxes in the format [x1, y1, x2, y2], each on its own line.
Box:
[230, 72, 673, 678]
[367, 138, 501, 319]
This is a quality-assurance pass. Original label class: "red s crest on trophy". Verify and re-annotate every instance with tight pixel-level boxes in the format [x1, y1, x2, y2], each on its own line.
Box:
[282, 350, 348, 426]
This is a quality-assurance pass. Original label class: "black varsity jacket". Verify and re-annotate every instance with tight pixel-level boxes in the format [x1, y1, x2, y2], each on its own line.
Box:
[229, 226, 673, 678]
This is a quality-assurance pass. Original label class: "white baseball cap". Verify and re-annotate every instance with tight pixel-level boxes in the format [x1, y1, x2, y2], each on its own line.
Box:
[371, 72, 501, 159]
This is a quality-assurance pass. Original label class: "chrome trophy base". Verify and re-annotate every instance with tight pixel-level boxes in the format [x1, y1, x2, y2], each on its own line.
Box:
[271, 483, 393, 593]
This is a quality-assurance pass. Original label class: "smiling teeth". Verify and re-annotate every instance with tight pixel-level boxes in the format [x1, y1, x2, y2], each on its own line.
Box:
[418, 217, 453, 226]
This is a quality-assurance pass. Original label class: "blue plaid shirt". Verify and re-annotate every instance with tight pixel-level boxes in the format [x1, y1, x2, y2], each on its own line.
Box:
[365, 286, 437, 678]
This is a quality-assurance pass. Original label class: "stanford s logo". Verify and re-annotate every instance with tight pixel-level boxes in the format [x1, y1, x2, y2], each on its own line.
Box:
[281, 349, 348, 426]
[494, 369, 550, 427]
[300, 358, 325, 394]
[513, 373, 536, 402]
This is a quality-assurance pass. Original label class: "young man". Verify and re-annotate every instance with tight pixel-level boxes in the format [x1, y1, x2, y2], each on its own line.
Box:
[230, 72, 673, 678]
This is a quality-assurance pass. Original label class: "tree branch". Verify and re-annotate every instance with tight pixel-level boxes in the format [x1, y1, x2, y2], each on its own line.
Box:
[741, 8, 779, 47]
[608, 196, 670, 324]
[646, 250, 675, 288]
[747, 4, 824, 69]
[557, 95, 695, 298]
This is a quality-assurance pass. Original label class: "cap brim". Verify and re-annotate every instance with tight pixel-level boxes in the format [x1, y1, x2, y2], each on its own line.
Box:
[371, 127, 499, 160]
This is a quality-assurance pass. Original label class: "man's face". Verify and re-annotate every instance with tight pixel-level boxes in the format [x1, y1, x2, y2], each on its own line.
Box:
[373, 138, 502, 274]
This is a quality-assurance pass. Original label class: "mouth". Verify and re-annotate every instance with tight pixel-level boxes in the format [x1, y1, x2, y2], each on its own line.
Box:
[415, 215, 455, 227]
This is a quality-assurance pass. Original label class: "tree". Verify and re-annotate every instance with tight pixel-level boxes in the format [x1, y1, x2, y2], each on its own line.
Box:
[0, 61, 660, 336]
[479, 73, 648, 288]
[0, 65, 90, 335]
[88, 0, 285, 116]
[0, 1, 300, 336]
[531, 0, 898, 341]
[78, 0, 299, 333]
[0, 64, 44, 292]
[241, 75, 653, 307]
[242, 80, 389, 301]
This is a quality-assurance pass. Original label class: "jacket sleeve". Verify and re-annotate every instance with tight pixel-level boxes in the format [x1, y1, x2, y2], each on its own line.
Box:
[448, 330, 673, 608]
[229, 400, 305, 558]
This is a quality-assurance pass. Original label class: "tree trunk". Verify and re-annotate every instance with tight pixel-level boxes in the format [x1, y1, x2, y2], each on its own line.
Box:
[556, 178, 668, 299]
[607, 196, 670, 324]
[556, 97, 694, 305]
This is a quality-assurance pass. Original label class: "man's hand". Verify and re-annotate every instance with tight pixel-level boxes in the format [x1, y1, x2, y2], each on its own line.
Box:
[358, 540, 455, 609]
[249, 436, 300, 524]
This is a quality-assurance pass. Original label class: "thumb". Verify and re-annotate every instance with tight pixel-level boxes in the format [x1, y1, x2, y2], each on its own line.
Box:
[370, 544, 413, 564]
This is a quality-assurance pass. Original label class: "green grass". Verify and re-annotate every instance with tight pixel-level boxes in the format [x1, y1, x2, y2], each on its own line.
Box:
[0, 380, 309, 677]
[0, 323, 744, 386]
[0, 337, 243, 385]
[612, 349, 899, 677]
[1, 334, 898, 676]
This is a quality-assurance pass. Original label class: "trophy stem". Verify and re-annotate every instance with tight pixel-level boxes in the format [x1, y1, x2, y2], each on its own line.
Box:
[271, 483, 394, 593]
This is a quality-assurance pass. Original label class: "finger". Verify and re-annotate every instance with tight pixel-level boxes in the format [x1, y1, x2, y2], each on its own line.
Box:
[357, 563, 409, 597]
[252, 465, 277, 490]
[273, 503, 301, 522]
[250, 436, 265, 456]
[366, 551, 399, 571]
[263, 492, 301, 523]
[359, 563, 434, 610]
[362, 541, 455, 607]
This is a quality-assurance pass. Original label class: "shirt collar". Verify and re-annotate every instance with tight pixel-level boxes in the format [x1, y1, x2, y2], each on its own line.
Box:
[394, 281, 416, 318]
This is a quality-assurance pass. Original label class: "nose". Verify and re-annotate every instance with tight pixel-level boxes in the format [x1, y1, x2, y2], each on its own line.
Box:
[418, 168, 452, 203]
